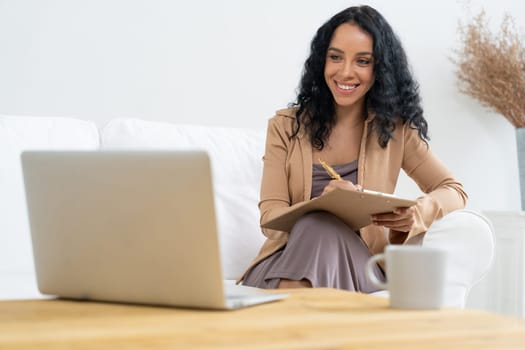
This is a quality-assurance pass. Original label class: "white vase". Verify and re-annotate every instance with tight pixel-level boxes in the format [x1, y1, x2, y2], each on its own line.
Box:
[516, 128, 525, 210]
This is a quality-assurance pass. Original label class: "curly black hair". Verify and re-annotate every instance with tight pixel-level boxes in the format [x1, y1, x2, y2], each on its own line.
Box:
[291, 5, 428, 149]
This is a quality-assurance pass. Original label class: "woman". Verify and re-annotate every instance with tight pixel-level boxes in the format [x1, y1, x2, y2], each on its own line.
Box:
[240, 5, 467, 292]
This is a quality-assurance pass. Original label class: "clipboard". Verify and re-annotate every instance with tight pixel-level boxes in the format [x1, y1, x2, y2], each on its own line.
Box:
[261, 188, 417, 232]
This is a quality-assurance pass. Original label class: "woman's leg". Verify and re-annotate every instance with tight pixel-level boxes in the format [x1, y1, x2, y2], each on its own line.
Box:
[278, 278, 312, 288]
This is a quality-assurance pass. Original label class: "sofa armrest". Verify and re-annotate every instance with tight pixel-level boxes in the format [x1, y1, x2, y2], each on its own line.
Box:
[420, 210, 495, 308]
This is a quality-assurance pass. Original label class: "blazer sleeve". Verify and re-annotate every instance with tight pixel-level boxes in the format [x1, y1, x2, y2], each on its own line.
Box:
[389, 124, 468, 244]
[258, 116, 294, 240]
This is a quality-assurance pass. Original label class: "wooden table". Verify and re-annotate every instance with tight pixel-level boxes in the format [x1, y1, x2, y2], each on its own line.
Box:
[1, 288, 525, 349]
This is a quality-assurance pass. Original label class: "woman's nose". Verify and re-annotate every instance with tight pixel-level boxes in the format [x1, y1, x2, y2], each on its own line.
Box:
[341, 61, 355, 78]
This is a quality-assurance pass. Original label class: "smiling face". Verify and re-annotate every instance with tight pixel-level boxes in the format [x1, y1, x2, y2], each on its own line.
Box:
[324, 23, 375, 116]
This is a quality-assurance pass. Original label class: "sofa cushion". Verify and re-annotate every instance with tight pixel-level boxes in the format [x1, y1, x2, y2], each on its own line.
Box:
[101, 118, 267, 279]
[0, 115, 99, 277]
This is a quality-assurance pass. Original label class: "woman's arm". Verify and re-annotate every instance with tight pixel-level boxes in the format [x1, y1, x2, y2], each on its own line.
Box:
[375, 124, 468, 243]
[258, 116, 294, 240]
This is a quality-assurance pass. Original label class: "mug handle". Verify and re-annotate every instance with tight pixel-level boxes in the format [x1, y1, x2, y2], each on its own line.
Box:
[366, 253, 387, 290]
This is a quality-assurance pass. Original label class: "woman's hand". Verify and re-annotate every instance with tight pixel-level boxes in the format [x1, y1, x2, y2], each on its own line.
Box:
[371, 206, 416, 233]
[321, 180, 362, 196]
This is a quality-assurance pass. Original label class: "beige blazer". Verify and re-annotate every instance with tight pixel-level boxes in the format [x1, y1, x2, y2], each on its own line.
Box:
[238, 108, 467, 282]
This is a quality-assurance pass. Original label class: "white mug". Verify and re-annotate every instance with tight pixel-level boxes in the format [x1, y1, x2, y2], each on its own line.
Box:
[365, 245, 447, 309]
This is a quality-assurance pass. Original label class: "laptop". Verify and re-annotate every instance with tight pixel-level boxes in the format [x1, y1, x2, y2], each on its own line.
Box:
[21, 150, 287, 309]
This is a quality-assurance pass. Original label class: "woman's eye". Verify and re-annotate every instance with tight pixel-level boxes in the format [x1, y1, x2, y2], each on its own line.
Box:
[357, 58, 372, 66]
[329, 55, 342, 61]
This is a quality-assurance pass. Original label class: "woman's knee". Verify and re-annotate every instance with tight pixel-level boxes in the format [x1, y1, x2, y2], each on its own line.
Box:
[292, 211, 352, 238]
[294, 211, 339, 230]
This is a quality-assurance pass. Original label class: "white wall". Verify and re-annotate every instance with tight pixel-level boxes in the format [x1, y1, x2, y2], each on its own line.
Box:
[0, 0, 523, 212]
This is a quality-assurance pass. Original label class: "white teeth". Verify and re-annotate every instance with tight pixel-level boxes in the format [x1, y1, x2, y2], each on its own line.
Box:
[337, 83, 357, 90]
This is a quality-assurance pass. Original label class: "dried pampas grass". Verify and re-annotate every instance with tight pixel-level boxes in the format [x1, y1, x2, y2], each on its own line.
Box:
[452, 11, 525, 128]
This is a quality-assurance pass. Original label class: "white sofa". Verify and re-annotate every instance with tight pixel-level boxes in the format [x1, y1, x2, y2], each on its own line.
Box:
[0, 115, 495, 308]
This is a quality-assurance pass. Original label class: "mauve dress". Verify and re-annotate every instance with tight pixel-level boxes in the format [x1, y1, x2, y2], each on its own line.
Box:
[242, 160, 385, 293]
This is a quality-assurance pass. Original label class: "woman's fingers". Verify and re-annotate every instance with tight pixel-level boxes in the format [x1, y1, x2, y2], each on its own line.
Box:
[371, 206, 415, 232]
[321, 180, 358, 195]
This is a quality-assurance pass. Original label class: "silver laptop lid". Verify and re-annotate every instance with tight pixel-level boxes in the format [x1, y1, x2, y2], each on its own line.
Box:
[21, 150, 227, 308]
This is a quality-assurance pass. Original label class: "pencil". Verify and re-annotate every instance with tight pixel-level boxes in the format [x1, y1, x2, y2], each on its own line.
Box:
[318, 159, 342, 180]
